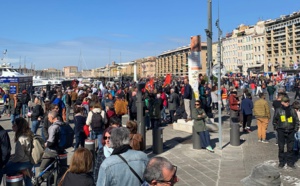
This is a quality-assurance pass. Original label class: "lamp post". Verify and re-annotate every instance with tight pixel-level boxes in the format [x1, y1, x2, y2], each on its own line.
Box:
[206, 0, 213, 85]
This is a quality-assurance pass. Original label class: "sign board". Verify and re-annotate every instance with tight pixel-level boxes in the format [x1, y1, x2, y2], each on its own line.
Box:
[9, 85, 17, 94]
[212, 64, 227, 78]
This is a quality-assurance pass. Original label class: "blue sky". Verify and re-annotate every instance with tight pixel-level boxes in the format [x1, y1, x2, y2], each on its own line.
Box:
[0, 0, 299, 70]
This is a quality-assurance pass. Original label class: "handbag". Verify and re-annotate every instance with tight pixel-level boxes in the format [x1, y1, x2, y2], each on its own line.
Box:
[83, 125, 90, 137]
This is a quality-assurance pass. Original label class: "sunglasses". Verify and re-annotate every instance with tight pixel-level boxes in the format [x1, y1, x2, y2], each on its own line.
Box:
[104, 136, 110, 140]
[195, 104, 200, 106]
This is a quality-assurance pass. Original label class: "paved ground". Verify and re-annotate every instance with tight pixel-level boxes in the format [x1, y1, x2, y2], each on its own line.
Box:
[1, 91, 300, 186]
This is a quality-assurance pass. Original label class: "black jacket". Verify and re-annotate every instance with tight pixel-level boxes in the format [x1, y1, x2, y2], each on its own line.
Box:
[273, 106, 299, 132]
[31, 104, 44, 121]
[0, 125, 11, 168]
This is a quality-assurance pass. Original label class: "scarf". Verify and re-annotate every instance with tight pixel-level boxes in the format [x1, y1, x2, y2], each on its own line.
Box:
[111, 144, 131, 155]
[103, 145, 113, 157]
[282, 105, 292, 118]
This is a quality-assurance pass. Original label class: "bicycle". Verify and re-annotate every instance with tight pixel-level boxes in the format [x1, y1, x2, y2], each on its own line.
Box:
[32, 154, 69, 186]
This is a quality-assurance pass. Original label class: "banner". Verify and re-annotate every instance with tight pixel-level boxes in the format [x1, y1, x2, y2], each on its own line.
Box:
[188, 35, 202, 99]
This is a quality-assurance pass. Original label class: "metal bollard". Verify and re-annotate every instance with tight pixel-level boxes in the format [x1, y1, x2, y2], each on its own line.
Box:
[85, 139, 96, 160]
[153, 128, 164, 154]
[192, 126, 202, 149]
[6, 174, 23, 186]
[230, 119, 240, 146]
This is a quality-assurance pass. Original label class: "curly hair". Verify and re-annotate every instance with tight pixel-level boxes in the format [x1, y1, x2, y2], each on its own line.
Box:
[14, 117, 33, 142]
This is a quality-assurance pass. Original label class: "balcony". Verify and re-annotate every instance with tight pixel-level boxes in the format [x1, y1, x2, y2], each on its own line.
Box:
[274, 54, 279, 57]
[282, 52, 286, 56]
[281, 45, 286, 49]
[266, 40, 272, 44]
[267, 54, 272, 57]
[288, 28, 293, 32]
[289, 45, 294, 48]
[273, 46, 279, 50]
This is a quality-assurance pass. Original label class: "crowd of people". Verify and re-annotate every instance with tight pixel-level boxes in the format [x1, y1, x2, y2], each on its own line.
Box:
[0, 73, 300, 185]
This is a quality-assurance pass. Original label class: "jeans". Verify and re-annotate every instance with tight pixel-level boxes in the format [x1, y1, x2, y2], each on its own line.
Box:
[294, 131, 300, 151]
[161, 106, 166, 120]
[74, 131, 86, 149]
[269, 94, 274, 101]
[0, 161, 33, 186]
[90, 131, 103, 149]
[31, 120, 40, 134]
[10, 114, 20, 125]
[22, 104, 28, 117]
[199, 130, 211, 148]
[1, 105, 8, 115]
[145, 114, 150, 129]
[65, 104, 71, 124]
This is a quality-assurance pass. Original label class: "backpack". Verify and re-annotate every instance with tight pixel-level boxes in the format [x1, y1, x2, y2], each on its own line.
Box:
[55, 123, 75, 149]
[91, 111, 105, 131]
[29, 135, 45, 164]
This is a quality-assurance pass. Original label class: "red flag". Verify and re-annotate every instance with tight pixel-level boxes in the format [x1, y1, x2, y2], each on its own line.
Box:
[145, 78, 154, 92]
[163, 74, 172, 87]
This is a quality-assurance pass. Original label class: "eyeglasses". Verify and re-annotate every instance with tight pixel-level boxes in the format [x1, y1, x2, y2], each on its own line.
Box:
[157, 165, 177, 185]
[104, 136, 110, 140]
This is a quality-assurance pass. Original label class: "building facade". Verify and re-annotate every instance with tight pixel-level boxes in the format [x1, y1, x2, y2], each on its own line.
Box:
[156, 42, 207, 77]
[63, 66, 78, 78]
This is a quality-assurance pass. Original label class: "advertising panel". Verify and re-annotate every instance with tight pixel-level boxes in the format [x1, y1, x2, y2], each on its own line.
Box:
[188, 35, 201, 99]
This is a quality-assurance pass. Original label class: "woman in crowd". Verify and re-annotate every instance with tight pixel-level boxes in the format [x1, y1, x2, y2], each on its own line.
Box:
[0, 118, 34, 186]
[93, 127, 114, 184]
[126, 120, 144, 150]
[192, 100, 214, 152]
[30, 97, 44, 134]
[73, 106, 87, 150]
[58, 148, 94, 186]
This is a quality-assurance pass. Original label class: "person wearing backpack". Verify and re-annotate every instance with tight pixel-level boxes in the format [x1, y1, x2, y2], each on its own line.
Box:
[39, 111, 67, 180]
[148, 93, 163, 129]
[86, 102, 107, 149]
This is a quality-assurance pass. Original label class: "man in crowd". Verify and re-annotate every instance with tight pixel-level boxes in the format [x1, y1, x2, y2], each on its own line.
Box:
[97, 127, 148, 186]
[229, 89, 240, 123]
[253, 93, 271, 143]
[183, 78, 192, 122]
[168, 88, 180, 124]
[142, 156, 179, 186]
[273, 97, 299, 168]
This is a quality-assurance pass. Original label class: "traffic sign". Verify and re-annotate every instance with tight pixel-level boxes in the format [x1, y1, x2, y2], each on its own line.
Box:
[212, 64, 227, 78]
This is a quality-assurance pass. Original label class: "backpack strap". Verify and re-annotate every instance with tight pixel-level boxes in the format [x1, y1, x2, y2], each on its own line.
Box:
[117, 154, 143, 184]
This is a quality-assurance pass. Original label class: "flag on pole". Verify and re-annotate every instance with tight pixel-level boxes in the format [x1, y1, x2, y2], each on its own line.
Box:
[145, 78, 154, 92]
[163, 74, 172, 87]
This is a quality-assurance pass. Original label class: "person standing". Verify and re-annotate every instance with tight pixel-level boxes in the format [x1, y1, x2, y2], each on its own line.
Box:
[30, 97, 44, 134]
[8, 94, 23, 125]
[1, 90, 9, 116]
[253, 93, 271, 143]
[267, 82, 276, 101]
[168, 88, 180, 124]
[273, 97, 299, 168]
[192, 100, 214, 152]
[183, 78, 193, 122]
[21, 90, 30, 118]
[229, 90, 240, 123]
[0, 124, 11, 171]
[241, 93, 253, 133]
[294, 79, 300, 100]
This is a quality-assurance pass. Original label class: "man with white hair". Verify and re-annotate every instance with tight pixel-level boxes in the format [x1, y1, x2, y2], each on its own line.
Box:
[168, 88, 180, 124]
[97, 127, 148, 186]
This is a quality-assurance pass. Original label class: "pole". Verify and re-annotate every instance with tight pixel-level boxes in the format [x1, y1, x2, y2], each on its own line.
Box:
[206, 0, 213, 84]
[216, 2, 223, 150]
[136, 83, 146, 150]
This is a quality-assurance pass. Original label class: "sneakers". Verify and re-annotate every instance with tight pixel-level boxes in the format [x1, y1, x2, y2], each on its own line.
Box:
[288, 164, 296, 169]
[261, 140, 269, 143]
[206, 146, 214, 153]
[258, 139, 262, 142]
[278, 163, 285, 168]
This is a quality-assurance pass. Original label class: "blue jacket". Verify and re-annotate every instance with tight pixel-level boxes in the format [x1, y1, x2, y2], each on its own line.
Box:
[97, 149, 148, 186]
[183, 83, 192, 100]
[241, 98, 253, 115]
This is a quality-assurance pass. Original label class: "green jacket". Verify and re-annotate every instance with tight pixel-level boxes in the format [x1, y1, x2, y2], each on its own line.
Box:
[267, 85, 276, 95]
[192, 108, 207, 132]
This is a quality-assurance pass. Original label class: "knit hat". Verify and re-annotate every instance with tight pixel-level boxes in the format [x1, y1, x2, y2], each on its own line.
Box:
[240, 163, 281, 186]
[281, 96, 290, 102]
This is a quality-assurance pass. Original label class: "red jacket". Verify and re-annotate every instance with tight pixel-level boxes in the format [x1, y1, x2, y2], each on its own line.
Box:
[229, 94, 239, 111]
[161, 92, 168, 107]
